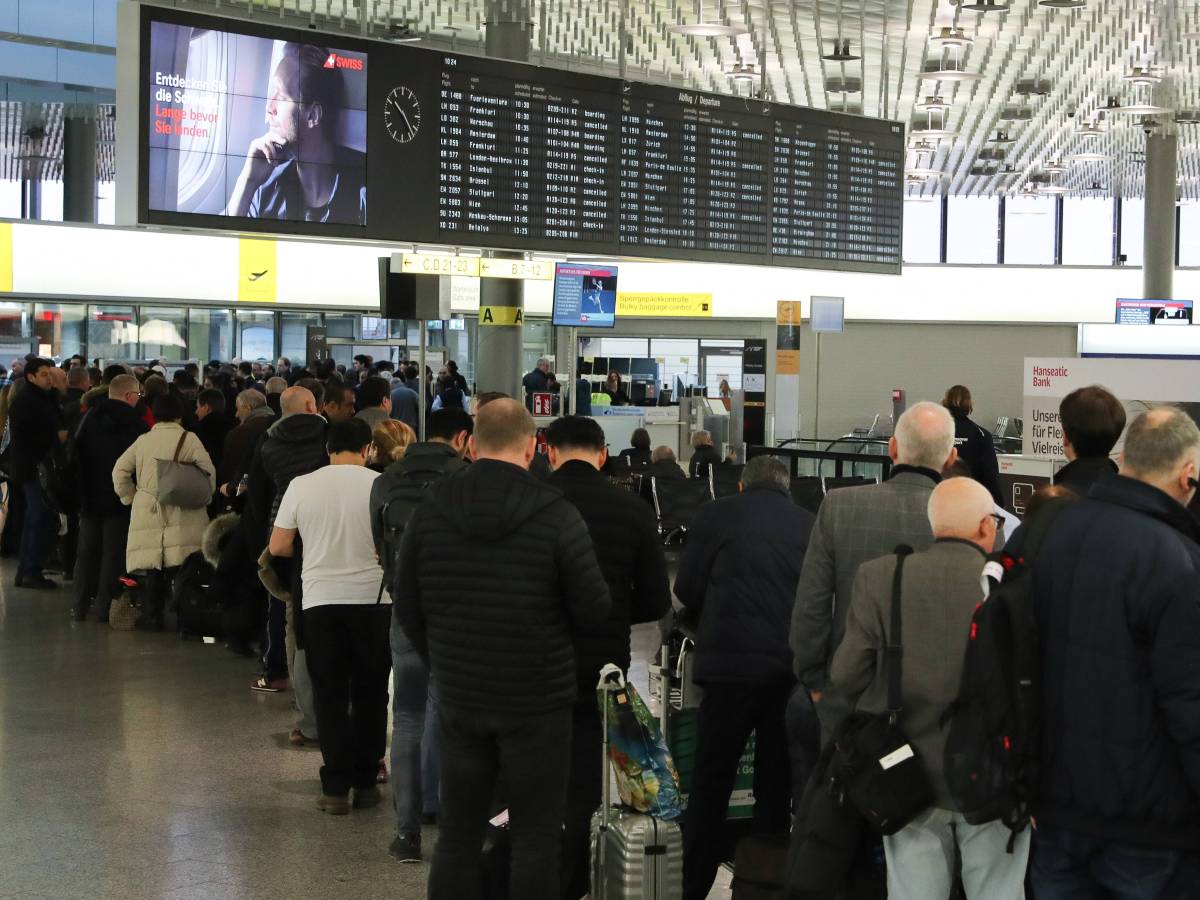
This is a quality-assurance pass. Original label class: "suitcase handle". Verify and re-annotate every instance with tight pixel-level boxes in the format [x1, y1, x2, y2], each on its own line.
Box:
[595, 663, 625, 893]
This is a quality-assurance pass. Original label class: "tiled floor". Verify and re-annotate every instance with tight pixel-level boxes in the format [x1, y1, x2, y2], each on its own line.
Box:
[0, 564, 731, 899]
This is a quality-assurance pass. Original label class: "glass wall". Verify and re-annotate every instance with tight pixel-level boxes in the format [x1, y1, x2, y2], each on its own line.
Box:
[88, 304, 137, 361]
[280, 312, 321, 365]
[188, 308, 233, 362]
[1181, 203, 1200, 267]
[33, 302, 85, 360]
[1119, 198, 1145, 267]
[139, 306, 188, 361]
[946, 196, 1000, 264]
[237, 311, 275, 362]
[1061, 198, 1115, 266]
[1003, 196, 1056, 265]
[902, 198, 941, 263]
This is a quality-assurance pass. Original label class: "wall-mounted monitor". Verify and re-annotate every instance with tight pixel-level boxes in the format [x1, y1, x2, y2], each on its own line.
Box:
[143, 12, 368, 230]
[1115, 298, 1193, 326]
[552, 264, 618, 328]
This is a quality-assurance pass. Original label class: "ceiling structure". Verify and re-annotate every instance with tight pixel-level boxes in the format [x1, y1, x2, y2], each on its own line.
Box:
[17, 0, 1200, 199]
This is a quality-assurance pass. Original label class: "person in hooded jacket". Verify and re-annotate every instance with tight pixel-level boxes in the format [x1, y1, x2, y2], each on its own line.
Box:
[71, 374, 148, 622]
[545, 415, 671, 899]
[396, 399, 610, 900]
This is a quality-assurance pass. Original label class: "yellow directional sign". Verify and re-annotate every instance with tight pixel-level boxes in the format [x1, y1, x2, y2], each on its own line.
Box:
[399, 253, 481, 277]
[479, 305, 525, 326]
[478, 258, 555, 281]
[616, 292, 713, 318]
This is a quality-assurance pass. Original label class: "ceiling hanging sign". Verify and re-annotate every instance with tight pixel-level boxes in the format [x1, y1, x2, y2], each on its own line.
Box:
[615, 293, 714, 318]
[400, 253, 481, 278]
[478, 258, 555, 281]
[0, 223, 13, 293]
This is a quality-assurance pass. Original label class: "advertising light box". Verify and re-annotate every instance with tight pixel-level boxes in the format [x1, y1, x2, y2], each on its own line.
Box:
[552, 264, 618, 328]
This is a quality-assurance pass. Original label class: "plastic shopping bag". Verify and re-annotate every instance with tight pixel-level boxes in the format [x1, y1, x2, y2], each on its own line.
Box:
[597, 664, 685, 821]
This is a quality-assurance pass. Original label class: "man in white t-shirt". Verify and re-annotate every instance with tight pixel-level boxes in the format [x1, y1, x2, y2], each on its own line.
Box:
[270, 417, 389, 816]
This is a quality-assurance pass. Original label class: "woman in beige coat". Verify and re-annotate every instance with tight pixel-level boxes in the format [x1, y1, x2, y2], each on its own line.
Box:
[113, 394, 214, 631]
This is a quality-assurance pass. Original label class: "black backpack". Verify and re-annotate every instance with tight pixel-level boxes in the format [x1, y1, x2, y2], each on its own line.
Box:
[374, 454, 466, 598]
[942, 496, 1073, 844]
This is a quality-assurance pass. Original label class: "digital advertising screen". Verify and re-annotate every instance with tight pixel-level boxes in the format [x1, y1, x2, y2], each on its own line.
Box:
[552, 264, 618, 328]
[145, 16, 367, 227]
[1115, 298, 1193, 326]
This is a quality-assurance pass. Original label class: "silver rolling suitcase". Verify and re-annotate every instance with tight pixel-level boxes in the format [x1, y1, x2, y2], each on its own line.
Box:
[591, 666, 683, 900]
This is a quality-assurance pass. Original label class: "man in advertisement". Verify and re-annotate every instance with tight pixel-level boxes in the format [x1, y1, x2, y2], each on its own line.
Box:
[226, 43, 366, 225]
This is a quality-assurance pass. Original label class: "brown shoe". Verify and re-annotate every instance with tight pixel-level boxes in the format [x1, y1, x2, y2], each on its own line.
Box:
[316, 793, 350, 815]
[353, 786, 382, 810]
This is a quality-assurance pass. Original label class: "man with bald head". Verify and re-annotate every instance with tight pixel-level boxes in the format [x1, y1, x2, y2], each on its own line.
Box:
[396, 398, 610, 900]
[244, 384, 329, 702]
[1028, 407, 1200, 898]
[833, 476, 1026, 900]
[792, 400, 959, 739]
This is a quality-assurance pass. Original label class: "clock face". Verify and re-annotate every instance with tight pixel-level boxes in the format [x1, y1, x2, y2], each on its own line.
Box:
[384, 86, 421, 143]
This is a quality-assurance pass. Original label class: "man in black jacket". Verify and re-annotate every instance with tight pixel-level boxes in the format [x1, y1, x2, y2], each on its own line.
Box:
[71, 375, 147, 621]
[8, 358, 66, 588]
[675, 454, 815, 900]
[370, 407, 473, 864]
[193, 388, 232, 473]
[396, 399, 610, 900]
[546, 416, 671, 900]
[1031, 407, 1200, 898]
[1054, 384, 1125, 494]
[244, 387, 327, 721]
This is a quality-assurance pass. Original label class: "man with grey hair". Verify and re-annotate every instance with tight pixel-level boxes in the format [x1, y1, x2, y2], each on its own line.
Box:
[521, 357, 551, 408]
[833, 477, 1027, 900]
[792, 400, 958, 740]
[688, 428, 723, 479]
[1029, 406, 1200, 899]
[674, 454, 815, 900]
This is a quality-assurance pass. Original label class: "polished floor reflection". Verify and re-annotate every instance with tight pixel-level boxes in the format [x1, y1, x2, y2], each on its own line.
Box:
[0, 566, 731, 899]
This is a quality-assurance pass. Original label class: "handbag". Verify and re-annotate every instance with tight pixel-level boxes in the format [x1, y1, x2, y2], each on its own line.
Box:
[831, 545, 934, 836]
[156, 431, 212, 509]
[109, 584, 141, 631]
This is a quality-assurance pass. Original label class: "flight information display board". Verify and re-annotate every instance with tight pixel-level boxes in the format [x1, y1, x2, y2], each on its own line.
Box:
[133, 6, 903, 273]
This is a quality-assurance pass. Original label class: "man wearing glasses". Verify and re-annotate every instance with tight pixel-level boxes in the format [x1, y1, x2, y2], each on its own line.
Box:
[70, 374, 148, 622]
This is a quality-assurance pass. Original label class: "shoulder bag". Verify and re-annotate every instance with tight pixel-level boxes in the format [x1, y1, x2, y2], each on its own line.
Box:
[156, 431, 212, 509]
[830, 545, 934, 835]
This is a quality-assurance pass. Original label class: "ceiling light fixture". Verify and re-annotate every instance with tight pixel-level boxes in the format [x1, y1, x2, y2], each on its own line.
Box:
[918, 39, 981, 81]
[930, 26, 973, 47]
[1075, 120, 1106, 137]
[957, 0, 1011, 11]
[1176, 110, 1200, 125]
[386, 21, 422, 42]
[822, 39, 859, 61]
[1035, 184, 1070, 194]
[1123, 66, 1163, 85]
[1105, 93, 1171, 116]
[906, 167, 945, 178]
[915, 95, 950, 112]
[1067, 152, 1111, 163]
[911, 128, 956, 140]
[1038, 0, 1085, 8]
[1016, 79, 1052, 96]
[988, 130, 1016, 144]
[725, 63, 758, 82]
[668, 1, 749, 36]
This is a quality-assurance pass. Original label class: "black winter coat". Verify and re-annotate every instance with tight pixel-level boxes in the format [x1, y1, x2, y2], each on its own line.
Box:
[193, 413, 232, 472]
[675, 484, 815, 685]
[549, 460, 671, 693]
[688, 444, 723, 480]
[1033, 475, 1200, 849]
[396, 458, 611, 714]
[951, 410, 1001, 503]
[243, 413, 327, 550]
[1053, 454, 1117, 496]
[73, 398, 148, 518]
[218, 409, 274, 490]
[8, 382, 61, 484]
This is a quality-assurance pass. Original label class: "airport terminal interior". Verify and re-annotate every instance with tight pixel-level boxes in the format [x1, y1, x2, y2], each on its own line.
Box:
[3, 0, 1200, 898]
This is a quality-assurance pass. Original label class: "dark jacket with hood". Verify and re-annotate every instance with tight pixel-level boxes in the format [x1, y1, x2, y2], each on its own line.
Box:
[73, 397, 148, 518]
[548, 460, 671, 693]
[219, 406, 275, 491]
[688, 443, 723, 480]
[950, 409, 1001, 504]
[8, 381, 61, 484]
[243, 413, 327, 550]
[676, 483, 815, 685]
[396, 458, 611, 714]
[1033, 475, 1200, 849]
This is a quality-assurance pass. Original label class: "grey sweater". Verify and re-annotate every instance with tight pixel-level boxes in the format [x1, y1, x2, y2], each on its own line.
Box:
[831, 538, 988, 810]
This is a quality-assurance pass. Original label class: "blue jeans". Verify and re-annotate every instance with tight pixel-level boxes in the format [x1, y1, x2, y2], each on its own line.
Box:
[17, 481, 53, 581]
[1032, 824, 1199, 900]
[390, 615, 438, 838]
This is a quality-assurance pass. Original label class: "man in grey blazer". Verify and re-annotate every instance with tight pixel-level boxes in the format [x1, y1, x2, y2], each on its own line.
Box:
[831, 477, 1028, 900]
[791, 401, 958, 739]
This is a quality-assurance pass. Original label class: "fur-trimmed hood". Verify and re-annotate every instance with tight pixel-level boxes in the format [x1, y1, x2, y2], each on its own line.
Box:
[202, 512, 241, 568]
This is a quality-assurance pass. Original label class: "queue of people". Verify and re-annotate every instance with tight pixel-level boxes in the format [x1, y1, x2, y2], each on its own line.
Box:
[6, 349, 1200, 900]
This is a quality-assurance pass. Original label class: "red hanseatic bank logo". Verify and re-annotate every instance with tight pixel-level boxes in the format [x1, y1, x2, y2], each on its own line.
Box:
[323, 53, 364, 71]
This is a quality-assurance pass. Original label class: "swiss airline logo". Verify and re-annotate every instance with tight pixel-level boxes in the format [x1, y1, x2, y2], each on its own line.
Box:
[323, 52, 364, 71]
